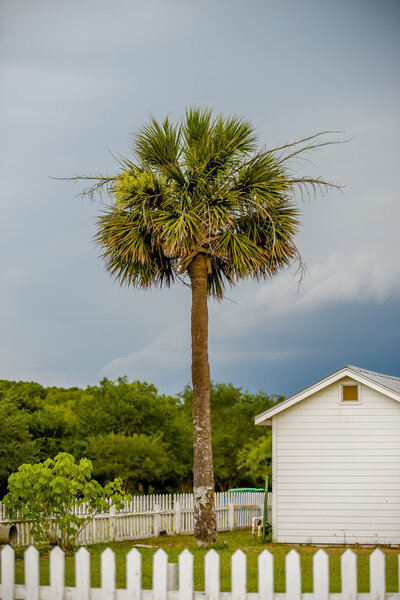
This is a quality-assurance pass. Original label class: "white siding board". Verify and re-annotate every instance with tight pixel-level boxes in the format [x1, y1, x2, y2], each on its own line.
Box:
[277, 454, 397, 462]
[276, 415, 399, 423]
[277, 442, 400, 449]
[278, 433, 400, 440]
[278, 466, 400, 473]
[278, 449, 400, 456]
[273, 380, 400, 544]
[278, 507, 400, 515]
[277, 489, 400, 497]
[279, 422, 400, 430]
[278, 481, 400, 490]
[276, 515, 398, 525]
[277, 498, 400, 506]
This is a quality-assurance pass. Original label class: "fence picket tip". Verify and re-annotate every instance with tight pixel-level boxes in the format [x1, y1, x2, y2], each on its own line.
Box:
[101, 546, 115, 558]
[285, 548, 300, 562]
[370, 547, 384, 558]
[25, 545, 39, 558]
[50, 545, 64, 558]
[342, 547, 356, 558]
[285, 547, 301, 600]
[205, 547, 219, 559]
[258, 548, 273, 557]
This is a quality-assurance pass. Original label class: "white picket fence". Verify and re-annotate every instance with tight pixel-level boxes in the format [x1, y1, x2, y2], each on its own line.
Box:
[0, 492, 269, 547]
[1, 544, 399, 600]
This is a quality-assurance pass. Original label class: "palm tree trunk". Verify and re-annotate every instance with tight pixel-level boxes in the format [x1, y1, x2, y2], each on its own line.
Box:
[188, 253, 217, 545]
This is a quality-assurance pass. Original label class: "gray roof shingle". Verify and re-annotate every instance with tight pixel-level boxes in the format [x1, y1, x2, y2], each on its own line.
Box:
[347, 365, 400, 396]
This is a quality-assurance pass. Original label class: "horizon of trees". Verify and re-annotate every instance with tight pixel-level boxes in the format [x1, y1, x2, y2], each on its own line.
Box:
[0, 377, 282, 498]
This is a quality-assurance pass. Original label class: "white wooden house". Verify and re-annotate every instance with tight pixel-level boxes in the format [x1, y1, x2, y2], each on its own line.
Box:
[255, 365, 400, 545]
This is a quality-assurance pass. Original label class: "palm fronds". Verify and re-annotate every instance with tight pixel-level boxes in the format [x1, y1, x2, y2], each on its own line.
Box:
[69, 108, 341, 296]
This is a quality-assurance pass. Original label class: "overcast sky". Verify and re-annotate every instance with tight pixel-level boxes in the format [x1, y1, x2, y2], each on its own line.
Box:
[1, 0, 399, 399]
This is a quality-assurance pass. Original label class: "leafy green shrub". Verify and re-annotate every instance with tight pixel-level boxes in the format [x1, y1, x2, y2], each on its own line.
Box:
[3, 452, 128, 550]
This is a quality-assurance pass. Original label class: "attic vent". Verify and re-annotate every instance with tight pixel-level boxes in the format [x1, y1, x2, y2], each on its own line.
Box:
[341, 384, 359, 403]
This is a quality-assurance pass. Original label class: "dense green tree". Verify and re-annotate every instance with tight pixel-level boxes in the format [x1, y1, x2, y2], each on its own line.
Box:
[70, 108, 338, 543]
[0, 380, 46, 413]
[163, 409, 193, 493]
[0, 376, 280, 497]
[0, 380, 77, 463]
[237, 433, 273, 488]
[85, 433, 171, 493]
[0, 396, 37, 494]
[73, 378, 174, 438]
[28, 404, 74, 461]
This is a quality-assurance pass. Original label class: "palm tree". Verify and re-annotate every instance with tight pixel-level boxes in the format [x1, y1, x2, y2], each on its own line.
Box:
[73, 108, 340, 545]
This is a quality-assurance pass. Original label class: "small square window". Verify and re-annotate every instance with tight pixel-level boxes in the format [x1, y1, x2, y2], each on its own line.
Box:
[342, 385, 358, 402]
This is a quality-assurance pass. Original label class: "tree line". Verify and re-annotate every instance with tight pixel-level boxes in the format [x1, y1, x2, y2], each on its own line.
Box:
[0, 377, 282, 497]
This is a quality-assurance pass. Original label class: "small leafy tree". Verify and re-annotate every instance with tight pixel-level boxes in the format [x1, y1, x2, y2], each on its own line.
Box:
[3, 452, 128, 550]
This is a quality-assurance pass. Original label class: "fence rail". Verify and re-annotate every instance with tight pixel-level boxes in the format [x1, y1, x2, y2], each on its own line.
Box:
[0, 492, 270, 547]
[1, 545, 399, 600]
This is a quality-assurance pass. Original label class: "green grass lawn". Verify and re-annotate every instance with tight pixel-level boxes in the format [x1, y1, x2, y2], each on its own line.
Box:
[10, 530, 399, 593]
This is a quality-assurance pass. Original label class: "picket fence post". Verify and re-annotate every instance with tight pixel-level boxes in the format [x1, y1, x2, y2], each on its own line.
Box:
[231, 550, 246, 600]
[205, 549, 220, 600]
[228, 503, 235, 531]
[179, 549, 193, 600]
[174, 500, 181, 534]
[341, 548, 357, 600]
[286, 549, 301, 600]
[313, 548, 329, 600]
[167, 563, 178, 591]
[50, 546, 65, 600]
[370, 548, 385, 600]
[153, 549, 168, 600]
[101, 547, 116, 600]
[75, 546, 91, 600]
[127, 547, 142, 600]
[24, 545, 39, 600]
[258, 549, 273, 600]
[154, 504, 161, 537]
[109, 504, 117, 542]
[1, 544, 15, 600]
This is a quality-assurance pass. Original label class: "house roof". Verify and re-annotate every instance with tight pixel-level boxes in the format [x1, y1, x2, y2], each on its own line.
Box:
[255, 365, 400, 425]
[346, 365, 400, 395]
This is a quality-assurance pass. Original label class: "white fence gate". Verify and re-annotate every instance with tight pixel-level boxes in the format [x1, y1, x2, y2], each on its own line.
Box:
[0, 492, 270, 547]
[1, 545, 399, 600]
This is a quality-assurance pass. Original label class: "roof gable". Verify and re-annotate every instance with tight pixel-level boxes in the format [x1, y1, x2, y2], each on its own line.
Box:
[255, 365, 400, 425]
